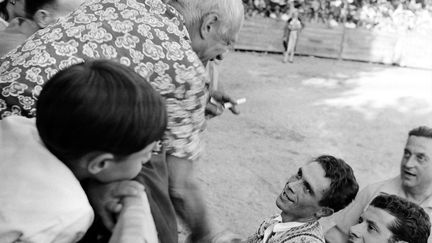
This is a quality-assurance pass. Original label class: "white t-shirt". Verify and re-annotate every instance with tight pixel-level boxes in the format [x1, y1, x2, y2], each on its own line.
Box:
[0, 116, 94, 243]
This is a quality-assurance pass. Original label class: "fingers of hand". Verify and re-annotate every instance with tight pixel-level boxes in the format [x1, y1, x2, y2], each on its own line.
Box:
[112, 180, 145, 197]
[206, 102, 224, 116]
[105, 199, 123, 213]
[229, 106, 240, 115]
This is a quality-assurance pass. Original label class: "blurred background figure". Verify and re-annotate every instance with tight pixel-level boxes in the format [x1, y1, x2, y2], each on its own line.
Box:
[0, 0, 83, 56]
[0, 0, 26, 23]
[283, 9, 303, 63]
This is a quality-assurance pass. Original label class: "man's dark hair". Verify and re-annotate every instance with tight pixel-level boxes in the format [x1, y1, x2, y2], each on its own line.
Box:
[314, 155, 359, 212]
[25, 0, 55, 18]
[370, 194, 431, 243]
[409, 126, 432, 139]
[36, 60, 167, 162]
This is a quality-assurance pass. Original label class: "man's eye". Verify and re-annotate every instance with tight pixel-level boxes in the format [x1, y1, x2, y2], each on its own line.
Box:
[404, 151, 411, 159]
[367, 224, 377, 233]
[358, 217, 363, 223]
[303, 183, 311, 193]
[417, 154, 427, 163]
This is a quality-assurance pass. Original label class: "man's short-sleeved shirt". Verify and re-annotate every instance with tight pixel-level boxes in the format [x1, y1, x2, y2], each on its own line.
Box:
[0, 0, 208, 161]
[330, 175, 432, 242]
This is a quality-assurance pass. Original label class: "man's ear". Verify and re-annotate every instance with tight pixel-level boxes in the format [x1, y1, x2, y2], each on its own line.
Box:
[199, 12, 219, 39]
[33, 9, 52, 28]
[87, 153, 115, 175]
[315, 207, 334, 219]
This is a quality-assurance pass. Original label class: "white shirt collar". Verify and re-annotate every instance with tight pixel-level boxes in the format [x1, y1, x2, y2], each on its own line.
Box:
[272, 215, 306, 232]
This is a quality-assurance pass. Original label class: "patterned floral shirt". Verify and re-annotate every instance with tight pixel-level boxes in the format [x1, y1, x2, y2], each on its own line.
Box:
[0, 0, 209, 161]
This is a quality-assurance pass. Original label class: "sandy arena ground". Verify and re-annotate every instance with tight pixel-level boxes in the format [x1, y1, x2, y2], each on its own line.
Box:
[192, 51, 432, 239]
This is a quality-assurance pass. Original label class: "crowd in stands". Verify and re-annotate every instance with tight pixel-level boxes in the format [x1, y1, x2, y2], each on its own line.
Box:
[243, 0, 432, 33]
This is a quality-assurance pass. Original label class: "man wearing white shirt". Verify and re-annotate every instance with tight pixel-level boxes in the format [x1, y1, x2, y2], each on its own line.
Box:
[246, 155, 359, 243]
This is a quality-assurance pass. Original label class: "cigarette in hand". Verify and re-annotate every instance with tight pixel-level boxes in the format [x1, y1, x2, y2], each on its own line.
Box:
[224, 98, 246, 109]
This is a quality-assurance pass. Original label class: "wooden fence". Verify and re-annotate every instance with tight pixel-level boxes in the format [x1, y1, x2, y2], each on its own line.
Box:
[235, 17, 432, 70]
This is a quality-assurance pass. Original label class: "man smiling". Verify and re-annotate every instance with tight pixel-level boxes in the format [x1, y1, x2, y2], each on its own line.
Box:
[348, 194, 430, 243]
[325, 126, 432, 243]
[247, 155, 359, 243]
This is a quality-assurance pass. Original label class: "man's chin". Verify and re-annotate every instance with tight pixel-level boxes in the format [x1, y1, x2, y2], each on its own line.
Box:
[401, 177, 418, 188]
[275, 195, 285, 209]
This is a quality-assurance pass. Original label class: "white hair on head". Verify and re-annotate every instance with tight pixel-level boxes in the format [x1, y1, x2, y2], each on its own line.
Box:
[172, 0, 244, 36]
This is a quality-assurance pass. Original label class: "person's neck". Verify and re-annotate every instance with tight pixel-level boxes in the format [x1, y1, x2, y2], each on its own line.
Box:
[402, 184, 432, 204]
[280, 212, 316, 224]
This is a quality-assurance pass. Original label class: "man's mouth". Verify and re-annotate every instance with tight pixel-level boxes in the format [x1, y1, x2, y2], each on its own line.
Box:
[282, 189, 294, 203]
[403, 169, 416, 177]
[347, 234, 356, 243]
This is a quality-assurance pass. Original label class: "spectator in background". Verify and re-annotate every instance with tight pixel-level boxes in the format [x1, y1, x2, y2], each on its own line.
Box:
[0, 0, 83, 57]
[283, 9, 303, 63]
[0, 0, 26, 23]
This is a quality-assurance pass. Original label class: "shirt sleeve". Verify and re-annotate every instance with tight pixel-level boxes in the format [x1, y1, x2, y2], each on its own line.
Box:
[161, 62, 208, 161]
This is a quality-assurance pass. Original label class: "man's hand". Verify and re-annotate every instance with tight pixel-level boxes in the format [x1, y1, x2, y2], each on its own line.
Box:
[85, 180, 145, 230]
[205, 90, 240, 119]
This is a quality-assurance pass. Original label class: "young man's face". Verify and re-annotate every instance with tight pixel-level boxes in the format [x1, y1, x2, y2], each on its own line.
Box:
[276, 162, 331, 221]
[400, 136, 432, 191]
[348, 206, 396, 243]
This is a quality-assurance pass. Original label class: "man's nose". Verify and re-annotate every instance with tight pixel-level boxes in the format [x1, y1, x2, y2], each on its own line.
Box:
[405, 155, 417, 168]
[288, 179, 302, 191]
[349, 223, 363, 239]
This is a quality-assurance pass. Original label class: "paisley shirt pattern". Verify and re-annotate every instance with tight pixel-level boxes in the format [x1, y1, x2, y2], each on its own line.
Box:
[247, 215, 325, 243]
[0, 0, 209, 161]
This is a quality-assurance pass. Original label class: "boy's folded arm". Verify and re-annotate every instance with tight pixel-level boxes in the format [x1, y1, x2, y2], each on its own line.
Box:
[84, 180, 145, 231]
[109, 191, 158, 243]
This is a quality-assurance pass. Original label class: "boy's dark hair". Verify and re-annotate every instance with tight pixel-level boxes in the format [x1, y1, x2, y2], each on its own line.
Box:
[409, 126, 432, 139]
[315, 155, 359, 212]
[25, 0, 54, 18]
[36, 60, 167, 162]
[370, 194, 431, 243]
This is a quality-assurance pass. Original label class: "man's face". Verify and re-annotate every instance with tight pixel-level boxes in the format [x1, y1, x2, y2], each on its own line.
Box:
[199, 26, 236, 66]
[348, 206, 396, 243]
[276, 162, 331, 220]
[400, 135, 432, 191]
